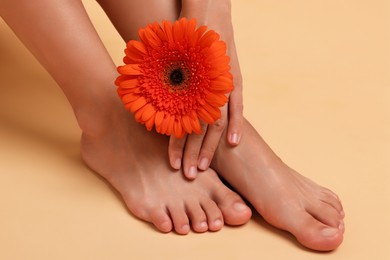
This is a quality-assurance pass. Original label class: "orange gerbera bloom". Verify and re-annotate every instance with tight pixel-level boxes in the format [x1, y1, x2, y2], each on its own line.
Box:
[115, 18, 233, 138]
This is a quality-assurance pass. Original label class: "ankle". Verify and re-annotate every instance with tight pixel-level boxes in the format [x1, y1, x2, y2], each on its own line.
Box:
[73, 87, 126, 137]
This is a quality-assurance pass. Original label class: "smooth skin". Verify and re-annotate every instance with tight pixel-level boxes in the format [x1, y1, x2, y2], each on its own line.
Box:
[0, 0, 251, 234]
[0, 0, 345, 251]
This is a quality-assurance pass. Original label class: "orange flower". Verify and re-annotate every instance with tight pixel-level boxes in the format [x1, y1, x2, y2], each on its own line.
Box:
[115, 18, 233, 138]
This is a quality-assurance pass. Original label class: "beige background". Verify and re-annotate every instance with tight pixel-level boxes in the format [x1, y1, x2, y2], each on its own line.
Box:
[1, 0, 389, 259]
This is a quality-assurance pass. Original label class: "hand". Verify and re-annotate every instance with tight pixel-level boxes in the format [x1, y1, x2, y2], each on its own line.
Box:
[169, 0, 244, 179]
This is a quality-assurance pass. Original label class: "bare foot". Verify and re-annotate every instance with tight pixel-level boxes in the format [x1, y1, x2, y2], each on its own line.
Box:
[79, 99, 251, 234]
[213, 119, 345, 251]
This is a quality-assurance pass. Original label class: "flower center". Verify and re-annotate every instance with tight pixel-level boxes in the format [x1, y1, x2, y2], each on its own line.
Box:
[169, 68, 185, 86]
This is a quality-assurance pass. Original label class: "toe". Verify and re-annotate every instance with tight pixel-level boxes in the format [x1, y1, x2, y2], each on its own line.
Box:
[320, 189, 344, 215]
[214, 189, 252, 226]
[149, 207, 173, 233]
[167, 204, 191, 235]
[307, 201, 343, 228]
[186, 201, 208, 233]
[292, 211, 344, 251]
[201, 199, 224, 231]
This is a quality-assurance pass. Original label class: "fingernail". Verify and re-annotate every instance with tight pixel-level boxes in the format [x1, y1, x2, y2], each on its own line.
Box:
[230, 133, 240, 145]
[173, 158, 181, 169]
[188, 166, 197, 179]
[233, 202, 247, 212]
[321, 227, 339, 237]
[198, 158, 209, 170]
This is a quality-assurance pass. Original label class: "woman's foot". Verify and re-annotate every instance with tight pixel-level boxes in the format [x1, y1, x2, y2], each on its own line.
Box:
[213, 119, 345, 251]
[79, 99, 251, 234]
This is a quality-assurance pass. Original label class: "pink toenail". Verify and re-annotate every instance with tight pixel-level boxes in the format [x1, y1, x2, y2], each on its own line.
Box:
[234, 202, 247, 211]
[200, 221, 207, 228]
[182, 224, 190, 232]
[160, 221, 171, 232]
[321, 227, 338, 237]
[214, 219, 223, 227]
[339, 222, 345, 231]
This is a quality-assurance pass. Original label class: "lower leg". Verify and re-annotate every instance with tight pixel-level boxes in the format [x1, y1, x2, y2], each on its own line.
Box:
[213, 119, 345, 251]
[0, 0, 117, 134]
[0, 0, 251, 233]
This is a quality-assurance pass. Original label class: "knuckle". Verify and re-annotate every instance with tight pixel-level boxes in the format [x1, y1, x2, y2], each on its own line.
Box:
[169, 138, 185, 151]
[212, 118, 226, 131]
[202, 144, 218, 157]
[185, 151, 200, 162]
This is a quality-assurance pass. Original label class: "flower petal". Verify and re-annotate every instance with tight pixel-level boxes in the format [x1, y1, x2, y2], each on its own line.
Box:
[181, 115, 193, 134]
[173, 19, 185, 43]
[198, 108, 214, 124]
[121, 93, 140, 104]
[119, 78, 139, 89]
[166, 114, 175, 135]
[125, 48, 144, 63]
[151, 22, 167, 42]
[160, 114, 170, 134]
[199, 30, 220, 48]
[162, 20, 174, 43]
[129, 96, 147, 113]
[173, 119, 184, 138]
[155, 110, 165, 127]
[205, 91, 228, 106]
[127, 40, 147, 55]
[145, 113, 155, 131]
[190, 116, 202, 134]
[144, 27, 162, 48]
[141, 103, 156, 122]
[118, 64, 142, 75]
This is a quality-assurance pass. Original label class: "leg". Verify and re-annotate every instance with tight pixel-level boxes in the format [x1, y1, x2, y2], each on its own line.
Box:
[213, 119, 345, 251]
[0, 0, 251, 234]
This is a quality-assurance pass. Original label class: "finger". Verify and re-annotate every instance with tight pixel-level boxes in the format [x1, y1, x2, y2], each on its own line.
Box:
[226, 40, 244, 146]
[168, 134, 187, 170]
[198, 105, 228, 171]
[182, 122, 208, 179]
[227, 85, 244, 146]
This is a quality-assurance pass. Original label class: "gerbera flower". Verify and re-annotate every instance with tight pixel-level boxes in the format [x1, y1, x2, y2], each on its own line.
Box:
[115, 18, 233, 138]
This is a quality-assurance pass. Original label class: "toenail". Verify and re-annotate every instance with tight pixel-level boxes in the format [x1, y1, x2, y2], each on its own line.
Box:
[233, 202, 247, 211]
[174, 158, 181, 169]
[339, 222, 345, 231]
[182, 224, 190, 232]
[198, 158, 209, 171]
[214, 219, 223, 227]
[160, 221, 172, 232]
[321, 227, 339, 237]
[200, 221, 207, 229]
[188, 166, 197, 178]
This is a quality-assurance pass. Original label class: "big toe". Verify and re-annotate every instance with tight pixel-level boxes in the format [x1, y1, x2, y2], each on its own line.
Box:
[214, 189, 252, 226]
[291, 212, 344, 251]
